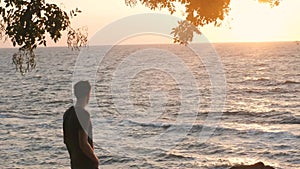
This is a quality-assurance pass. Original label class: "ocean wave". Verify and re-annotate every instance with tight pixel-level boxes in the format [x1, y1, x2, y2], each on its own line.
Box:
[213, 110, 299, 124]
[281, 80, 300, 85]
[100, 155, 136, 165]
[159, 152, 195, 161]
[279, 116, 300, 124]
[266, 80, 300, 86]
[236, 78, 299, 87]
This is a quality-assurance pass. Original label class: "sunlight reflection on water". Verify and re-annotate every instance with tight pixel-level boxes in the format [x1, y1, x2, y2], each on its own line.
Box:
[0, 42, 299, 168]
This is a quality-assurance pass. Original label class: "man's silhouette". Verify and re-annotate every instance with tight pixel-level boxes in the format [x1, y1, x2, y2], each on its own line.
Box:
[63, 81, 99, 169]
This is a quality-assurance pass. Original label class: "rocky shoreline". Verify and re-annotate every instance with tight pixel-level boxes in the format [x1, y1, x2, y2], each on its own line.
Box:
[230, 162, 275, 169]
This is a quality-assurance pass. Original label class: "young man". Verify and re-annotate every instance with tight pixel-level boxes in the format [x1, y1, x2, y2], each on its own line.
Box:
[63, 81, 99, 169]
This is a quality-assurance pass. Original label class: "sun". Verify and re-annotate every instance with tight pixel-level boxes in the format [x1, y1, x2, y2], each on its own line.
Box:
[202, 0, 300, 42]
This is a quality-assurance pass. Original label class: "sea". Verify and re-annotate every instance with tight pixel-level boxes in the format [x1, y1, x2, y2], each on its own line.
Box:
[0, 42, 299, 169]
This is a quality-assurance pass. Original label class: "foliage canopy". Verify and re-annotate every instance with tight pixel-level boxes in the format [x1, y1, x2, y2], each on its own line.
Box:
[125, 0, 281, 44]
[0, 0, 87, 74]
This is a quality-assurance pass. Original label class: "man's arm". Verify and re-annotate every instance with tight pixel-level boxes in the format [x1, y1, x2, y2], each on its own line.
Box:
[78, 129, 99, 166]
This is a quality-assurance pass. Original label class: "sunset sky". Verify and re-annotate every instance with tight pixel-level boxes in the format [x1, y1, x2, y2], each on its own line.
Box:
[1, 0, 300, 48]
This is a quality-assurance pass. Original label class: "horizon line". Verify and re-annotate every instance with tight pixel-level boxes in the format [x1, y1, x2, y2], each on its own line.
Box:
[0, 40, 298, 49]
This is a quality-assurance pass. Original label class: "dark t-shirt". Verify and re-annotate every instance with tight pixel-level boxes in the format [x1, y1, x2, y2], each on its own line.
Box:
[63, 106, 97, 169]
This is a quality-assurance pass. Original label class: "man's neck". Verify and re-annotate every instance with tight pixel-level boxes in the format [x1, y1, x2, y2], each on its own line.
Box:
[75, 99, 87, 108]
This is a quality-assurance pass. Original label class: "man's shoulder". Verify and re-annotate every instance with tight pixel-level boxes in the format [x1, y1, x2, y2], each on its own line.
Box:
[63, 106, 75, 119]
[63, 106, 90, 125]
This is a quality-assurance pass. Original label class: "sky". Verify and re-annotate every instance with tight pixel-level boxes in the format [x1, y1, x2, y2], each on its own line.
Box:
[1, 0, 300, 48]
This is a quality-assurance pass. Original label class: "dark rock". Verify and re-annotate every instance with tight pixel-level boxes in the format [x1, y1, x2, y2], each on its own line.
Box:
[229, 162, 275, 169]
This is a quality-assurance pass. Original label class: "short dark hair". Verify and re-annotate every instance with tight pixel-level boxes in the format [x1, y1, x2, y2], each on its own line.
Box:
[74, 81, 91, 99]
